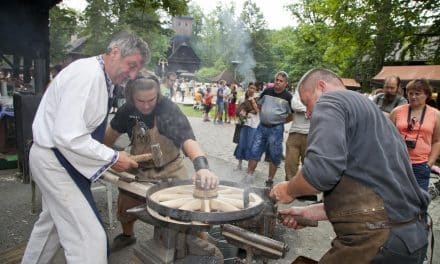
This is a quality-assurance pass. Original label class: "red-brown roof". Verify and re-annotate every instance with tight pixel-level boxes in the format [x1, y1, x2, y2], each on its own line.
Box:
[372, 65, 440, 81]
[341, 78, 360, 88]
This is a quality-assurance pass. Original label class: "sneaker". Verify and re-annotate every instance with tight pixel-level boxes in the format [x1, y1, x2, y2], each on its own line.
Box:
[111, 233, 137, 253]
[217, 120, 223, 125]
[265, 179, 274, 188]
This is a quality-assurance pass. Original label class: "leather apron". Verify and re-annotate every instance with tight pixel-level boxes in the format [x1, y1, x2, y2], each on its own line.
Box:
[130, 119, 187, 180]
[320, 176, 390, 264]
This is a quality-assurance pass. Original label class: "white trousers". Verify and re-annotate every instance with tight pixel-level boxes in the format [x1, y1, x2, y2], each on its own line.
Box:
[21, 144, 107, 264]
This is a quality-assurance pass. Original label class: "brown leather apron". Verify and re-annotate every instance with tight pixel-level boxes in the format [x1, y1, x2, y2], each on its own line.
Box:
[129, 119, 187, 181]
[320, 176, 390, 264]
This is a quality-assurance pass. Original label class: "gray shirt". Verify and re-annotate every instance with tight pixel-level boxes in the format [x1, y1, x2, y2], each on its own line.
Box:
[302, 90, 429, 249]
[258, 88, 292, 125]
[373, 93, 408, 113]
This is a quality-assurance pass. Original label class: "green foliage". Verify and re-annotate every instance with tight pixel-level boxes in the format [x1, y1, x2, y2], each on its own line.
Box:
[80, 0, 188, 67]
[49, 6, 80, 63]
[241, 0, 266, 32]
[285, 0, 439, 90]
[49, 0, 439, 88]
[177, 104, 203, 118]
[81, 0, 114, 56]
[195, 60, 227, 82]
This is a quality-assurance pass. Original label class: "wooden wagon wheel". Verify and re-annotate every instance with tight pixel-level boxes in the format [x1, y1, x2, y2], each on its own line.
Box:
[149, 184, 263, 213]
[145, 180, 265, 224]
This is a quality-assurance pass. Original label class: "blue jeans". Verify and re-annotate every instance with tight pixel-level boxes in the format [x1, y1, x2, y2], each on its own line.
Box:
[216, 102, 224, 113]
[248, 124, 284, 166]
[372, 231, 428, 264]
[412, 163, 431, 191]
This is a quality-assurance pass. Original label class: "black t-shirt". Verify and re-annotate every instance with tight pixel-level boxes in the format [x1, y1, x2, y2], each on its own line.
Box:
[110, 97, 195, 148]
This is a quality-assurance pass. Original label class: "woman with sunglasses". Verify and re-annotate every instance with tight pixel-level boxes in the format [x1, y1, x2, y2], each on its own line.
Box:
[390, 79, 440, 191]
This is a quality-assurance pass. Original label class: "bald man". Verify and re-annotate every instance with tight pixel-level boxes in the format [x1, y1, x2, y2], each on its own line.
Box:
[271, 68, 430, 264]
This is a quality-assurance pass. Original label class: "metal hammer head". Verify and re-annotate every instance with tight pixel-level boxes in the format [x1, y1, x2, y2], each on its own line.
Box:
[150, 143, 163, 167]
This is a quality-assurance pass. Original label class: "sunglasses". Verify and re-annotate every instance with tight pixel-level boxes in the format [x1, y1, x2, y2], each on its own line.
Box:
[407, 117, 417, 131]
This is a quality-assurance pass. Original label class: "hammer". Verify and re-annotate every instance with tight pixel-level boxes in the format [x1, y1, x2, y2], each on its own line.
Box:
[130, 143, 163, 166]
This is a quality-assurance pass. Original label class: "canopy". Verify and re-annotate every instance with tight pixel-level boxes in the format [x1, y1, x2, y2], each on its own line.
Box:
[371, 65, 440, 90]
[341, 78, 360, 90]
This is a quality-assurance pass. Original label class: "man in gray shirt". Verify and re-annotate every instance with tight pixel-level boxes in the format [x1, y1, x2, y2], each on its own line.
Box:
[373, 75, 407, 117]
[244, 71, 292, 185]
[271, 68, 430, 263]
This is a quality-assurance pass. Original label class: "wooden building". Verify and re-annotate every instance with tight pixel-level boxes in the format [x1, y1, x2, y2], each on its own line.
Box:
[371, 65, 440, 90]
[0, 0, 60, 183]
[159, 17, 201, 78]
[0, 0, 60, 94]
[341, 78, 361, 91]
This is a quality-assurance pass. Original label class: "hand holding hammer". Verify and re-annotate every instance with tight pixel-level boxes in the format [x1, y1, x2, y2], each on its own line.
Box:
[129, 143, 163, 166]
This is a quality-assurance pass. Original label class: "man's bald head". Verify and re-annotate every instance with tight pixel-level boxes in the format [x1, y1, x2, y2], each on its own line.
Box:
[298, 68, 344, 93]
[297, 68, 345, 118]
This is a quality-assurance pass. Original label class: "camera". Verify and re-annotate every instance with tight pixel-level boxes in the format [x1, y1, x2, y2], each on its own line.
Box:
[405, 140, 417, 149]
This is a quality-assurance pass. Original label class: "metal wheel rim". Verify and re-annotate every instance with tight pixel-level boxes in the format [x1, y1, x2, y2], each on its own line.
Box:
[146, 180, 264, 223]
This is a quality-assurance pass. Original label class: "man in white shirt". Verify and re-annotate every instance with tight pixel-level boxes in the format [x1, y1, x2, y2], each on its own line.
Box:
[285, 88, 310, 180]
[22, 31, 149, 264]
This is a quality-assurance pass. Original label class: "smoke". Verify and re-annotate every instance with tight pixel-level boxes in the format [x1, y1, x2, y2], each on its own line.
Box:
[218, 11, 256, 85]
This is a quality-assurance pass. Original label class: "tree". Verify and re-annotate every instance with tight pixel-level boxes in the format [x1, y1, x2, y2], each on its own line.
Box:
[49, 6, 80, 63]
[240, 0, 266, 32]
[240, 1, 274, 82]
[80, 0, 114, 56]
[190, 2, 261, 83]
[286, 0, 439, 90]
[80, 0, 189, 66]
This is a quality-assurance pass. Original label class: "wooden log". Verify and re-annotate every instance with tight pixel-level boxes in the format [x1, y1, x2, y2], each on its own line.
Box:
[155, 193, 192, 202]
[179, 199, 202, 211]
[160, 197, 194, 208]
[201, 199, 211, 212]
[216, 197, 246, 209]
[211, 199, 240, 212]
[130, 153, 153, 162]
[101, 170, 152, 197]
[154, 185, 194, 195]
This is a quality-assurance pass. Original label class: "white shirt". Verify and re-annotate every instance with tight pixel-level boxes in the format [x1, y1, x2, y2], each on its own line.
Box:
[32, 57, 117, 180]
[238, 96, 260, 128]
[289, 89, 310, 134]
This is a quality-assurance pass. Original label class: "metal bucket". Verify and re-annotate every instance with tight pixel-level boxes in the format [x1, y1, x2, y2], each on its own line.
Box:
[208, 226, 239, 264]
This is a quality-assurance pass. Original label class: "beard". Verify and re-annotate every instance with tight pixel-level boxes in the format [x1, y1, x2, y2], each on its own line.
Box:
[384, 93, 397, 102]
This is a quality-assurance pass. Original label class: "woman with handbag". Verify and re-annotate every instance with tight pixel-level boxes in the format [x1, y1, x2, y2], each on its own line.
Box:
[233, 83, 259, 170]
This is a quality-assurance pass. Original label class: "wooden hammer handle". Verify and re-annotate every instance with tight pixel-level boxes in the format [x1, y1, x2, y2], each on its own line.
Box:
[277, 213, 319, 227]
[130, 153, 153, 162]
[294, 216, 319, 227]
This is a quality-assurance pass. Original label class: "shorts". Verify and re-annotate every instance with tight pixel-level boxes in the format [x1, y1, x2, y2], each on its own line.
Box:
[204, 104, 212, 113]
[228, 103, 236, 117]
[216, 102, 224, 113]
[248, 123, 284, 166]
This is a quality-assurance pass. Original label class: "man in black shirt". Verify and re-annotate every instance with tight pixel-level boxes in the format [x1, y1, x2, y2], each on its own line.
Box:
[104, 74, 218, 251]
